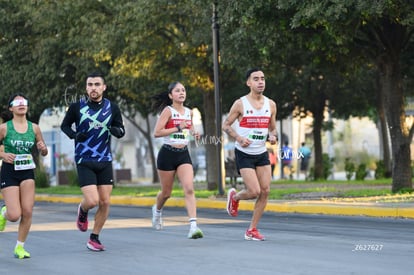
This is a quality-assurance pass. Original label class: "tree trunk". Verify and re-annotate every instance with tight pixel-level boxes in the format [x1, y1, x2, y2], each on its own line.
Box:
[145, 116, 159, 184]
[378, 57, 412, 192]
[375, 77, 392, 177]
[312, 93, 326, 180]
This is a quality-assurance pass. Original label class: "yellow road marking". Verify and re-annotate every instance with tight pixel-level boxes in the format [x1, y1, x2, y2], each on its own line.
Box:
[2, 216, 245, 233]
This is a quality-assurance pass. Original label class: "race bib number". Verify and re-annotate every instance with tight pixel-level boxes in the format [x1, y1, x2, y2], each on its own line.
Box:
[170, 129, 189, 142]
[14, 154, 36, 171]
[248, 130, 266, 144]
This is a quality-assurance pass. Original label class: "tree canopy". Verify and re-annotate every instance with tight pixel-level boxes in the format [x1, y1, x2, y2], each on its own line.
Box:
[0, 0, 413, 191]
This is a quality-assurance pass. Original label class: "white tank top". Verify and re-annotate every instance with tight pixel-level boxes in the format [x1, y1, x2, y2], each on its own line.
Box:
[235, 96, 271, 155]
[162, 106, 192, 146]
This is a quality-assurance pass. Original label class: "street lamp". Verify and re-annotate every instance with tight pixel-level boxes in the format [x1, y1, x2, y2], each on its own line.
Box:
[212, 2, 225, 195]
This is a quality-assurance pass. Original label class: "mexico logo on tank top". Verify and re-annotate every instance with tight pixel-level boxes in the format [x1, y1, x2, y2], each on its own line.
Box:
[236, 96, 271, 154]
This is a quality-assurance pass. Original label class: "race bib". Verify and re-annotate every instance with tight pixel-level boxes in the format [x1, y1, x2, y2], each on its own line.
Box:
[169, 129, 189, 143]
[248, 130, 267, 144]
[14, 154, 36, 170]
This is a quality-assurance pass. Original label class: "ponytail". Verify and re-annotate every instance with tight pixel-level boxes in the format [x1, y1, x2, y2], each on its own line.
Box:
[151, 82, 180, 114]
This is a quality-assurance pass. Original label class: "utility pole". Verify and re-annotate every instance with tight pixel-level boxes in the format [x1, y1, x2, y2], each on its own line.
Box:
[212, 2, 225, 195]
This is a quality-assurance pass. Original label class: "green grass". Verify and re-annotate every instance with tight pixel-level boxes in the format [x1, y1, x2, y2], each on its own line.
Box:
[36, 185, 218, 199]
[271, 178, 393, 186]
[267, 178, 396, 199]
[34, 177, 411, 200]
[267, 187, 395, 199]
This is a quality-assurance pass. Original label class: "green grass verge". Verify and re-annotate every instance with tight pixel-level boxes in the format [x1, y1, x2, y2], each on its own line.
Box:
[35, 178, 412, 200]
[270, 178, 393, 186]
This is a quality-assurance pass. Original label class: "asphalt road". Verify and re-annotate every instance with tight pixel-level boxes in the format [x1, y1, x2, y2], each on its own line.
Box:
[1, 202, 413, 275]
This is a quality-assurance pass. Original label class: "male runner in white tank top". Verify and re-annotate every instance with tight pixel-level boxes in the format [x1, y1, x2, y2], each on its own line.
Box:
[222, 68, 277, 241]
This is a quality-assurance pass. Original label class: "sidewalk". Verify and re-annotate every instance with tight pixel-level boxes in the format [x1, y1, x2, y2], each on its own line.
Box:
[34, 193, 414, 219]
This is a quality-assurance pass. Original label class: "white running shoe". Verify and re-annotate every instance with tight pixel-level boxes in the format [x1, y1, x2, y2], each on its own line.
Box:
[152, 204, 163, 230]
[188, 226, 204, 239]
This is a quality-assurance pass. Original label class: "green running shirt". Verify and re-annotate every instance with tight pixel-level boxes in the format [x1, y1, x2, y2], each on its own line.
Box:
[3, 120, 36, 154]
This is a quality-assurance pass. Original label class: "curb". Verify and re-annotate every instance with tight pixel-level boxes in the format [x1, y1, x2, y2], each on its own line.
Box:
[34, 195, 414, 219]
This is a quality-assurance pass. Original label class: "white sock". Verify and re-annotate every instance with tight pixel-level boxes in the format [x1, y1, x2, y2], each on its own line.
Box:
[154, 208, 162, 216]
[189, 218, 197, 229]
[15, 241, 24, 249]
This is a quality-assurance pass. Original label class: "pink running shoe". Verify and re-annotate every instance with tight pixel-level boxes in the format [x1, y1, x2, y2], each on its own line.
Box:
[77, 204, 88, 232]
[244, 228, 265, 241]
[87, 238, 105, 251]
[226, 188, 239, 217]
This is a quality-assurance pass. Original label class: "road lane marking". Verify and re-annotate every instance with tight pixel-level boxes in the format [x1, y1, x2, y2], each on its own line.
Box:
[1, 216, 246, 233]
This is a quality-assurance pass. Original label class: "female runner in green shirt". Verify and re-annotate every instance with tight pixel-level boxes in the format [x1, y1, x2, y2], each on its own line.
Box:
[0, 93, 48, 259]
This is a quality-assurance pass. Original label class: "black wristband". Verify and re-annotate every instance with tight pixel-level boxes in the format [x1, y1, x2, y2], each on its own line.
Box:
[176, 125, 181, 132]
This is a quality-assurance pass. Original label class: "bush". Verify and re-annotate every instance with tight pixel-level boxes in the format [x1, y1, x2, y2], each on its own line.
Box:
[308, 154, 333, 180]
[35, 165, 50, 188]
[307, 166, 315, 181]
[67, 169, 79, 186]
[355, 163, 368, 180]
[375, 160, 386, 179]
[322, 153, 334, 180]
[344, 158, 355, 181]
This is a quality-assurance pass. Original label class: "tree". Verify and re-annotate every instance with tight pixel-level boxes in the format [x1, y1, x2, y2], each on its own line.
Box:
[103, 0, 219, 185]
[277, 0, 414, 191]
[0, 0, 116, 122]
[219, 0, 378, 180]
[217, 0, 414, 189]
[1, 0, 230, 187]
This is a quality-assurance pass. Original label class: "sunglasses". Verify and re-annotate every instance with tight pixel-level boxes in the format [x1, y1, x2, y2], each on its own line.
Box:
[10, 99, 28, 107]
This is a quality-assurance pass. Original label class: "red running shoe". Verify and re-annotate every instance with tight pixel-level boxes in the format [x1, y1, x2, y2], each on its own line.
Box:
[87, 238, 105, 251]
[226, 188, 239, 217]
[77, 204, 88, 232]
[244, 228, 265, 241]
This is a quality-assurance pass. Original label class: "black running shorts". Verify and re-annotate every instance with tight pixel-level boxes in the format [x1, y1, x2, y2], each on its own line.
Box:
[0, 162, 35, 189]
[235, 148, 270, 172]
[157, 145, 192, 171]
[76, 161, 114, 187]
